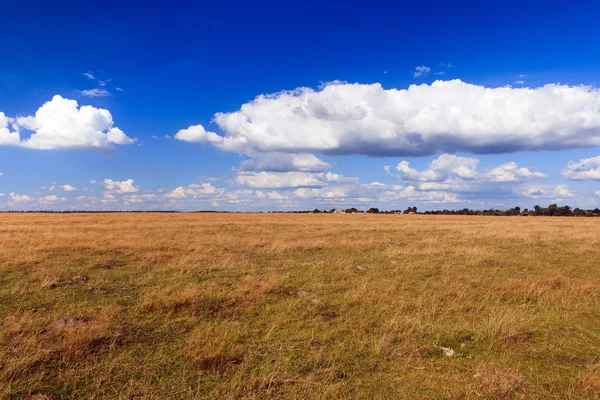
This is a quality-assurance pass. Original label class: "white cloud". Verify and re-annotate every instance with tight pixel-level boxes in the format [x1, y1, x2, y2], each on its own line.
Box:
[396, 154, 479, 182]
[413, 66, 431, 78]
[522, 185, 574, 199]
[81, 89, 110, 97]
[0, 172, 3, 177]
[116, 87, 124, 92]
[487, 162, 547, 182]
[61, 184, 77, 192]
[165, 183, 223, 199]
[103, 179, 139, 193]
[177, 80, 600, 158]
[394, 154, 546, 197]
[235, 171, 325, 189]
[40, 195, 62, 202]
[83, 72, 96, 80]
[124, 194, 156, 204]
[562, 155, 600, 180]
[383, 165, 395, 178]
[378, 185, 460, 204]
[595, 191, 600, 197]
[515, 80, 525, 85]
[324, 171, 359, 182]
[0, 112, 21, 146]
[9, 193, 31, 202]
[237, 153, 331, 173]
[174, 124, 224, 145]
[294, 186, 348, 199]
[0, 96, 135, 150]
[255, 190, 289, 200]
[555, 185, 575, 198]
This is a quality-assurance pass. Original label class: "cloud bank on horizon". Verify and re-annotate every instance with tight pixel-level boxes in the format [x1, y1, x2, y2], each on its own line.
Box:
[1, 79, 600, 211]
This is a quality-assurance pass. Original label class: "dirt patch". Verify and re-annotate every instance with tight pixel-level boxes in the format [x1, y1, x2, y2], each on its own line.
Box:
[47, 317, 89, 332]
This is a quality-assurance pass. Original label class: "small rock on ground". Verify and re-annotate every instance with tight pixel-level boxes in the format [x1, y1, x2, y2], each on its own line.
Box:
[441, 347, 455, 357]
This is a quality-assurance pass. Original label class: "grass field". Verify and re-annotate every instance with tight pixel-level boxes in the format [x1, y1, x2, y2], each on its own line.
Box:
[1, 213, 599, 399]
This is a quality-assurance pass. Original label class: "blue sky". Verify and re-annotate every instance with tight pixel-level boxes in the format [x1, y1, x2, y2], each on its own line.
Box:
[1, 0, 600, 211]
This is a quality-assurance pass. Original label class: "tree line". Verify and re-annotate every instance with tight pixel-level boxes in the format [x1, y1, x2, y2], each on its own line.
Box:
[310, 204, 600, 216]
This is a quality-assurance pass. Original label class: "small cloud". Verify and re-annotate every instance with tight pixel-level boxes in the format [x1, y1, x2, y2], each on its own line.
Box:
[9, 192, 32, 202]
[165, 135, 172, 140]
[413, 66, 431, 78]
[116, 87, 124, 92]
[151, 135, 160, 140]
[515, 80, 525, 85]
[555, 184, 574, 198]
[519, 74, 527, 78]
[104, 178, 139, 194]
[383, 70, 388, 74]
[62, 184, 77, 192]
[41, 195, 63, 202]
[83, 71, 96, 80]
[81, 88, 110, 97]
[98, 79, 111, 87]
[435, 71, 445, 75]
[383, 165, 395, 178]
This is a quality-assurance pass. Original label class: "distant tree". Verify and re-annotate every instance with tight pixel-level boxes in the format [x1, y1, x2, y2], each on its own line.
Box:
[559, 205, 572, 216]
[312, 209, 321, 213]
[367, 207, 380, 214]
[344, 207, 359, 214]
[533, 205, 544, 216]
[593, 208, 600, 215]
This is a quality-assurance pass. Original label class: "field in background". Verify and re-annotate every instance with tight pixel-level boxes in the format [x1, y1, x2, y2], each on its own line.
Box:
[1, 213, 599, 399]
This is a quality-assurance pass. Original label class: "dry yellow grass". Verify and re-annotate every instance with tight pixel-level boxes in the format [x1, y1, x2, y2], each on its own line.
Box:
[1, 213, 599, 399]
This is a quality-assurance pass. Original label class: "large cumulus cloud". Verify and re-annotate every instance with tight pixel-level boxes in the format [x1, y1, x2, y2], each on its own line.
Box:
[176, 80, 600, 157]
[0, 95, 136, 150]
